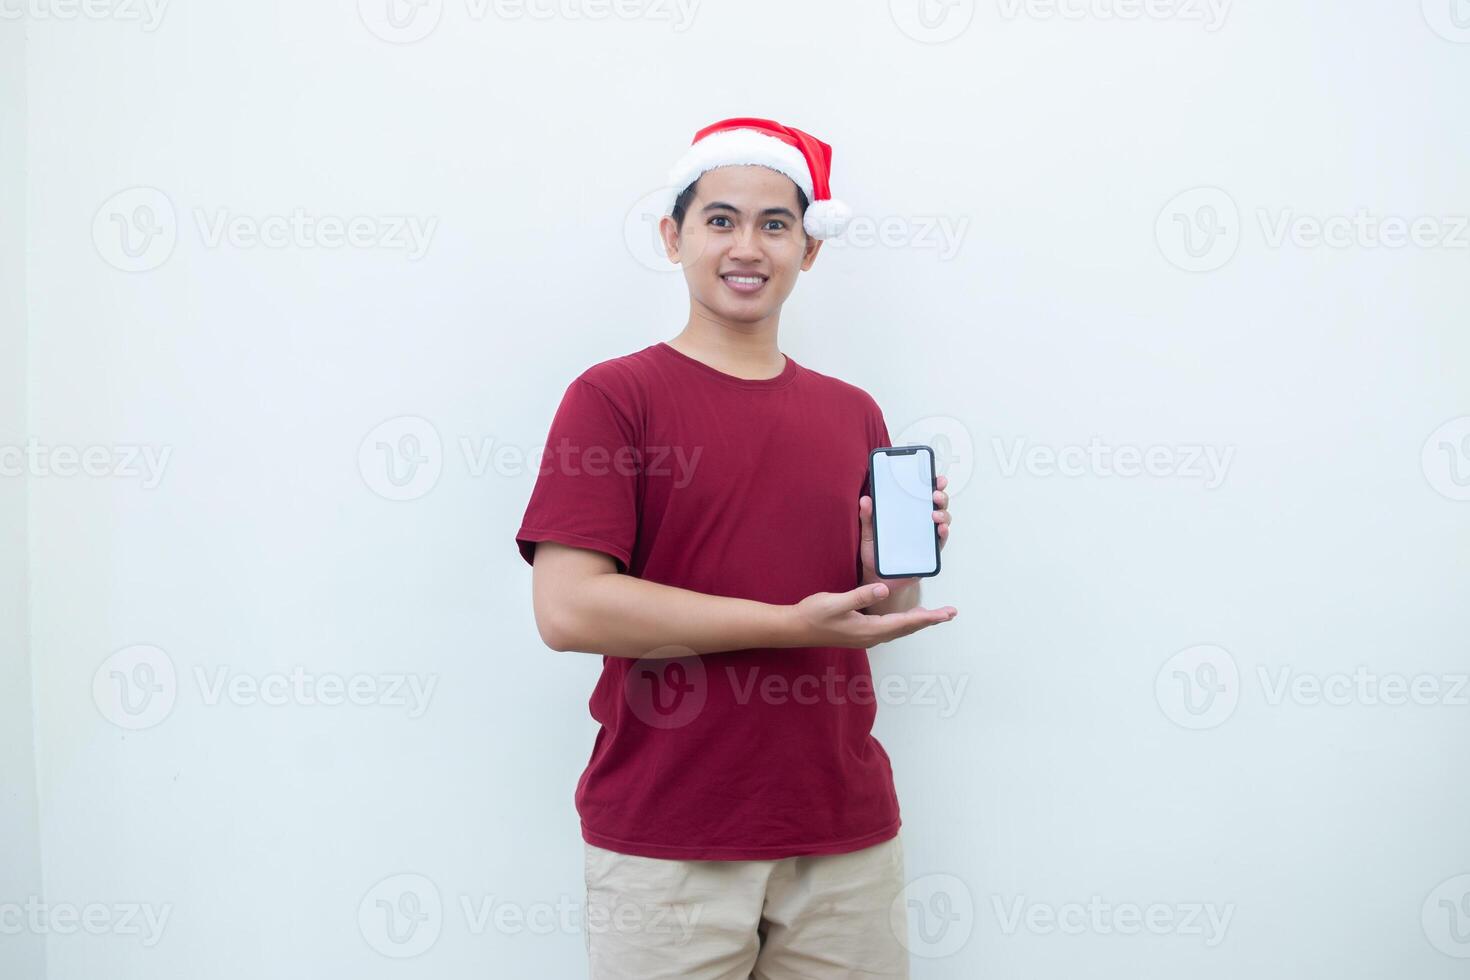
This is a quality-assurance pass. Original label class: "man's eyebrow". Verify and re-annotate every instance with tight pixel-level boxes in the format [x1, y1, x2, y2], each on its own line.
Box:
[700, 201, 799, 220]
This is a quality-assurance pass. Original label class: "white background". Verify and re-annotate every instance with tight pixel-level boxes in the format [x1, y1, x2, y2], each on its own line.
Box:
[3, 1, 1469, 977]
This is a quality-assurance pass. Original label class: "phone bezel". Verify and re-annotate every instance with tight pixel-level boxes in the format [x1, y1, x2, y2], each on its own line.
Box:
[867, 445, 941, 580]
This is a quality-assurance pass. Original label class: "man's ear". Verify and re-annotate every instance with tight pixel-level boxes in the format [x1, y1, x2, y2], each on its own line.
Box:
[658, 214, 682, 265]
[800, 233, 823, 271]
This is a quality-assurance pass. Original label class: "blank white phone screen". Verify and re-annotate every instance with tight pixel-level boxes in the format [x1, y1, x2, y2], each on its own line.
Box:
[872, 448, 938, 577]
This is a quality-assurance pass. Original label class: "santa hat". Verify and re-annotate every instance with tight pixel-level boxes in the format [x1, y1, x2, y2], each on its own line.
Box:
[663, 117, 852, 240]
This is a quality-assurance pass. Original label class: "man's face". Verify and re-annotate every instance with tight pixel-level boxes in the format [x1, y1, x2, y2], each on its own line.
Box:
[659, 165, 822, 325]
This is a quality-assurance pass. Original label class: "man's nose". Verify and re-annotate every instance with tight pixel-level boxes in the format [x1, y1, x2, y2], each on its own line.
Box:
[727, 226, 762, 259]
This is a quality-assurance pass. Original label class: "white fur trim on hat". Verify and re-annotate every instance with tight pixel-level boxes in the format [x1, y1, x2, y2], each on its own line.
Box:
[665, 128, 815, 209]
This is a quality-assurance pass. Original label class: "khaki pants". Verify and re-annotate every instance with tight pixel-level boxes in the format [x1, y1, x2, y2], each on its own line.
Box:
[583, 832, 910, 979]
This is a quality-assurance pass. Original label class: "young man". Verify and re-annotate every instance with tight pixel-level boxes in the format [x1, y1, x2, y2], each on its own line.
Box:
[516, 117, 957, 979]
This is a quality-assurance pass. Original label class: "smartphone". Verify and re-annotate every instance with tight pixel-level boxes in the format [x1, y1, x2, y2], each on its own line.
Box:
[868, 445, 941, 579]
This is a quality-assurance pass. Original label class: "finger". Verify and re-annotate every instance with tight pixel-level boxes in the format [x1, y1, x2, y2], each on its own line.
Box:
[878, 610, 955, 643]
[859, 495, 874, 533]
[932, 509, 950, 526]
[932, 489, 948, 508]
[935, 475, 948, 492]
[878, 605, 957, 634]
[846, 581, 890, 612]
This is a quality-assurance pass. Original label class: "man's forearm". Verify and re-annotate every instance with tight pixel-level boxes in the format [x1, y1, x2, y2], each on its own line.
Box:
[549, 572, 801, 658]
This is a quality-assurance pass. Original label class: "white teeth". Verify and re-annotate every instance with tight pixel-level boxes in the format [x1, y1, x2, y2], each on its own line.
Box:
[724, 276, 764, 285]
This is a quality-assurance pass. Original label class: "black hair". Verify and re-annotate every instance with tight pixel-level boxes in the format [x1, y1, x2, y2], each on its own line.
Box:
[670, 175, 810, 237]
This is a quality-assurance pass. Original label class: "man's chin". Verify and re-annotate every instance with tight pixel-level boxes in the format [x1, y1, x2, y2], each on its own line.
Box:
[702, 297, 771, 323]
[722, 302, 768, 319]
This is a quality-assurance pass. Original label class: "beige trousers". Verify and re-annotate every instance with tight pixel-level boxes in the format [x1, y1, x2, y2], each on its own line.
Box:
[583, 832, 910, 979]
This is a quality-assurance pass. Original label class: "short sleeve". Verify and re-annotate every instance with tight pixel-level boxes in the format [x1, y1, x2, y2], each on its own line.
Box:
[859, 398, 892, 498]
[515, 378, 639, 573]
[855, 398, 892, 583]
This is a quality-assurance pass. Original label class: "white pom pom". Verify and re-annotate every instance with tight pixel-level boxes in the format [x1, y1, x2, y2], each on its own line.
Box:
[803, 198, 852, 240]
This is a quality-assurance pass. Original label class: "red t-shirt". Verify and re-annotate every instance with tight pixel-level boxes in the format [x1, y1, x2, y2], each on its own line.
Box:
[516, 341, 900, 860]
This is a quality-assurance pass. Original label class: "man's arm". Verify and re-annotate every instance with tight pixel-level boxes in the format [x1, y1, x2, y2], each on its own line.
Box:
[530, 541, 956, 658]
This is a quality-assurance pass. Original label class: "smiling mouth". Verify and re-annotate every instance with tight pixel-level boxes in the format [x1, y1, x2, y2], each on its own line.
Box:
[721, 273, 768, 294]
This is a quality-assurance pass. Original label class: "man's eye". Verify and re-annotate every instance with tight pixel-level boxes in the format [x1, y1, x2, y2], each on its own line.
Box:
[765, 220, 787, 231]
[708, 216, 732, 228]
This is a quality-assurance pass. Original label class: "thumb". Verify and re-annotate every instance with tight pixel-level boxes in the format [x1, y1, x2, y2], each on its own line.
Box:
[845, 581, 890, 612]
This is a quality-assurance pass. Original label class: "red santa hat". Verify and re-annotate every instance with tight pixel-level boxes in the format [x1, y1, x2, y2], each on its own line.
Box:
[664, 116, 853, 240]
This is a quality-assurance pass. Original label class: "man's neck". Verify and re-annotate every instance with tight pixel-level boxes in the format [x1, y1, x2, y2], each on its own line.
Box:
[667, 308, 785, 382]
